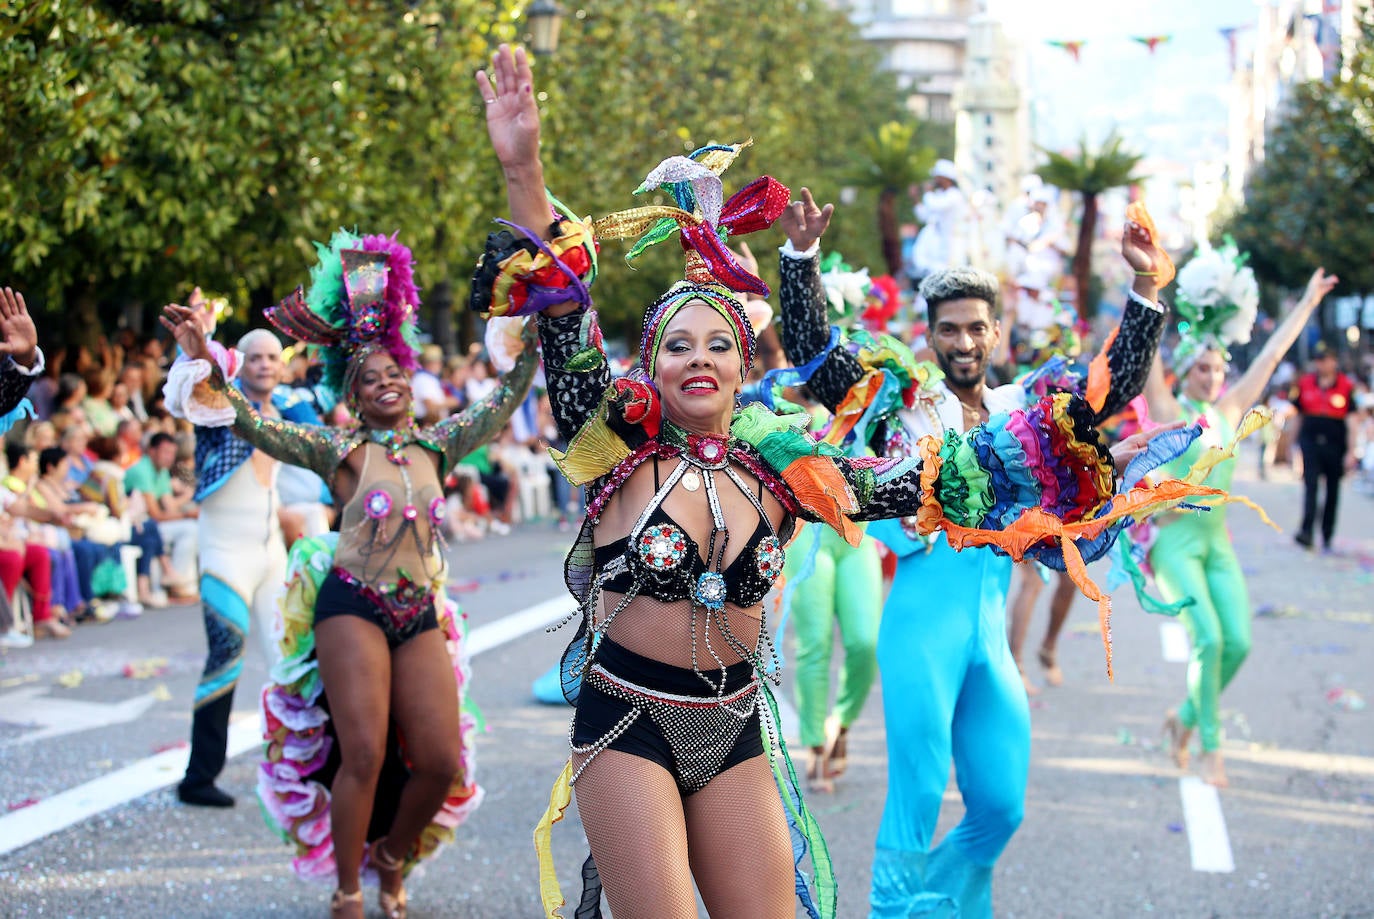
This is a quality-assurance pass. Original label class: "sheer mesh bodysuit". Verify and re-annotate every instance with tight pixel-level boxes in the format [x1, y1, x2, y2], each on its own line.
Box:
[570, 455, 797, 919]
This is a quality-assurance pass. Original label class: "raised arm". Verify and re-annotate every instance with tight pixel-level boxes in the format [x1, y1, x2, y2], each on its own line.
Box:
[1217, 268, 1339, 424]
[433, 326, 541, 472]
[478, 44, 580, 320]
[776, 189, 867, 413]
[160, 303, 348, 481]
[0, 287, 43, 417]
[1142, 350, 1181, 427]
[1093, 219, 1169, 423]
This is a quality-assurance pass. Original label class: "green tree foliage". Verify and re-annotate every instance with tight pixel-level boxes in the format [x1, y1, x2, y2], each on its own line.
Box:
[0, 0, 525, 348]
[1, 0, 906, 350]
[1225, 14, 1374, 297]
[1035, 131, 1144, 319]
[528, 0, 907, 336]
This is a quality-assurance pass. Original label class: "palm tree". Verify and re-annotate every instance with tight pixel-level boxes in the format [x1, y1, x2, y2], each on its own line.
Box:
[1036, 131, 1144, 319]
[856, 121, 937, 278]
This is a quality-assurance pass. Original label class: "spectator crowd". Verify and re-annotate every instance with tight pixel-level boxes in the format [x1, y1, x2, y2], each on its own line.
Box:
[0, 326, 588, 648]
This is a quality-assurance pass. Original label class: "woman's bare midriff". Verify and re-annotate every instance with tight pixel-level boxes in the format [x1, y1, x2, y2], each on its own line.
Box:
[597, 591, 763, 669]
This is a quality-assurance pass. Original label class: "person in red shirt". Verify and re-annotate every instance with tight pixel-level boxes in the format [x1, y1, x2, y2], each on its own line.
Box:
[1291, 340, 1358, 550]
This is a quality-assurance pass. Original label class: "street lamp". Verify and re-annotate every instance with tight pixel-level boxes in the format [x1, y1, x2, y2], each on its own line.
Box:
[527, 0, 563, 56]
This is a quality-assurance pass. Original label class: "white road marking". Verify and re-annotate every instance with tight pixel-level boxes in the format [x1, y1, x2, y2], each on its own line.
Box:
[0, 686, 159, 746]
[1159, 620, 1190, 663]
[465, 595, 574, 656]
[0, 595, 575, 856]
[0, 717, 260, 856]
[1178, 776, 1236, 873]
[1160, 619, 1235, 873]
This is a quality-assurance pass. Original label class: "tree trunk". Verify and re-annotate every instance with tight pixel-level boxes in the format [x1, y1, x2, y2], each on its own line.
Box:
[66, 281, 102, 352]
[878, 188, 903, 278]
[427, 279, 456, 356]
[1072, 193, 1099, 320]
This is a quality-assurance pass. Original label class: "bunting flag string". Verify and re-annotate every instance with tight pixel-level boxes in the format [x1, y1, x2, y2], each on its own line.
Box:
[1045, 39, 1086, 63]
[1046, 26, 1254, 65]
[1131, 34, 1172, 54]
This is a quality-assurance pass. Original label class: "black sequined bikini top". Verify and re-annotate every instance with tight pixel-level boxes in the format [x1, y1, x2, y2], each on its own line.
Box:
[593, 459, 784, 610]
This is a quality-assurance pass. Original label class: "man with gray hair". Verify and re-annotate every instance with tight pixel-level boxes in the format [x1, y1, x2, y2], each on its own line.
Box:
[175, 324, 328, 808]
[778, 189, 1168, 918]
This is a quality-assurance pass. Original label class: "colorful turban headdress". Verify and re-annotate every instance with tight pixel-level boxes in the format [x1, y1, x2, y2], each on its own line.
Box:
[263, 230, 421, 404]
[592, 142, 790, 378]
[1170, 237, 1259, 376]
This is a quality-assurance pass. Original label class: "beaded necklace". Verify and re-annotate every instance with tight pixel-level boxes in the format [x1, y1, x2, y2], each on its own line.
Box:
[366, 420, 419, 466]
[621, 419, 782, 694]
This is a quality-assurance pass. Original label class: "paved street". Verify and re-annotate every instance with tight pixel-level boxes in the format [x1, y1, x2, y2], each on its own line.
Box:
[1, 447, 1371, 918]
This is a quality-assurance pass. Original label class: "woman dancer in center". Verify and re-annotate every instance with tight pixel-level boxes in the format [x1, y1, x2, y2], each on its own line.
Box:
[477, 45, 938, 919]
[476, 44, 1211, 919]
[162, 233, 539, 918]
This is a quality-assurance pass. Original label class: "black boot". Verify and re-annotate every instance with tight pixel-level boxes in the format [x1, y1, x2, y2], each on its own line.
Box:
[178, 692, 236, 807]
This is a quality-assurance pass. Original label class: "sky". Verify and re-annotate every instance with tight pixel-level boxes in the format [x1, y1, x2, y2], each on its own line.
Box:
[985, 0, 1263, 166]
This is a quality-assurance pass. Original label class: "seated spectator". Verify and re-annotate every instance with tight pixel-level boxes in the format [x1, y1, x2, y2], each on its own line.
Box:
[0, 445, 64, 638]
[443, 355, 470, 414]
[117, 362, 149, 422]
[411, 343, 449, 424]
[24, 420, 58, 452]
[31, 447, 107, 623]
[60, 423, 95, 490]
[125, 431, 199, 605]
[80, 365, 120, 438]
[114, 418, 143, 469]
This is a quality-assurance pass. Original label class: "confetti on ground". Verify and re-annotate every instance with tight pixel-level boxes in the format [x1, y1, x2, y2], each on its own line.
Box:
[151, 740, 188, 754]
[1166, 822, 1184, 833]
[7, 798, 39, 811]
[122, 657, 169, 679]
[1325, 688, 1366, 712]
[152, 683, 173, 701]
[1117, 728, 1135, 745]
[55, 669, 84, 688]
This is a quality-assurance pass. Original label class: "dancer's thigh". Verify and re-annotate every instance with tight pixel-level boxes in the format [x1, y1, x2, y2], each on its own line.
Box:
[315, 615, 392, 777]
[573, 749, 696, 919]
[685, 754, 794, 919]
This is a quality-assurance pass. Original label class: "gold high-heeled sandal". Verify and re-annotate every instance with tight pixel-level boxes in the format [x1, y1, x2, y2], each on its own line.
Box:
[329, 888, 364, 918]
[369, 836, 408, 919]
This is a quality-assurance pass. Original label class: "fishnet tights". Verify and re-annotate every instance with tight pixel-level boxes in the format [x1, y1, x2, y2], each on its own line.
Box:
[573, 749, 795, 919]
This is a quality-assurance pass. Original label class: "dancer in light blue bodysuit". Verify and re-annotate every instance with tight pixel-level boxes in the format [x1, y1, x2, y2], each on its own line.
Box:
[777, 189, 1169, 918]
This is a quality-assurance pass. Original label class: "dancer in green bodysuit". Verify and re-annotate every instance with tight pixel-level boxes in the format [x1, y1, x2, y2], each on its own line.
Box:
[1143, 263, 1337, 787]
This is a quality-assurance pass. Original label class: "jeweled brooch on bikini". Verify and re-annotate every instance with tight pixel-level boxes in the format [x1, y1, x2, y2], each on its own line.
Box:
[755, 536, 783, 581]
[638, 523, 687, 570]
[693, 571, 727, 610]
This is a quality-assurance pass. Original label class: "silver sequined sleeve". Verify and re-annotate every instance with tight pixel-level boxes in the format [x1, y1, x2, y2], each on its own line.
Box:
[216, 376, 351, 480]
[434, 332, 541, 474]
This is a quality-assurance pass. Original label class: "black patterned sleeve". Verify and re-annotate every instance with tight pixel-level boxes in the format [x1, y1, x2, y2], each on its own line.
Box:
[537, 308, 612, 445]
[846, 458, 926, 521]
[1093, 295, 1167, 423]
[0, 358, 37, 417]
[777, 252, 866, 415]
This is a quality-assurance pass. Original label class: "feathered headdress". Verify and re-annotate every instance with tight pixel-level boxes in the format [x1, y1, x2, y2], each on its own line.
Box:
[264, 230, 421, 399]
[1171, 237, 1258, 374]
[592, 141, 790, 378]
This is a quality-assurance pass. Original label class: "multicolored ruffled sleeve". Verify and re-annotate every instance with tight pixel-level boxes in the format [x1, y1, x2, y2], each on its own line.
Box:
[430, 324, 541, 475]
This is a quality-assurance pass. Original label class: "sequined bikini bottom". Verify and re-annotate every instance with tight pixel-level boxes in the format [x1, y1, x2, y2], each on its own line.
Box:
[569, 638, 762, 795]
